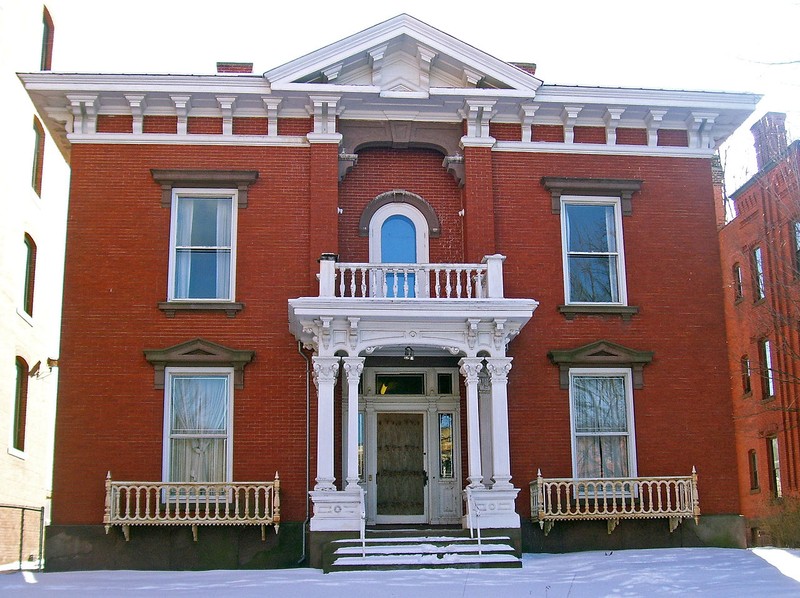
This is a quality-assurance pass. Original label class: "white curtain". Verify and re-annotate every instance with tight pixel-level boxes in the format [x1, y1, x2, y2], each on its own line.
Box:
[574, 376, 629, 478]
[170, 376, 228, 483]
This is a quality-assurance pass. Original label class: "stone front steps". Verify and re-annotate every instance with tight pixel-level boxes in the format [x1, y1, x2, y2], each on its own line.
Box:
[325, 533, 521, 572]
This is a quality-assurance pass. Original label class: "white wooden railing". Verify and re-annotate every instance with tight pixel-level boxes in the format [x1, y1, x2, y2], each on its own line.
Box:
[317, 254, 507, 299]
[464, 486, 483, 555]
[103, 472, 280, 542]
[531, 468, 700, 535]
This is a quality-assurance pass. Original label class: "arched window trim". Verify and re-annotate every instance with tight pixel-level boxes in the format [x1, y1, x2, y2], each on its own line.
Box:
[359, 190, 441, 239]
[368, 202, 430, 264]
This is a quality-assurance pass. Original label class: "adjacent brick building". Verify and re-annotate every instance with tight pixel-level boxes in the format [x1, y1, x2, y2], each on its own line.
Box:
[21, 15, 759, 569]
[720, 112, 800, 544]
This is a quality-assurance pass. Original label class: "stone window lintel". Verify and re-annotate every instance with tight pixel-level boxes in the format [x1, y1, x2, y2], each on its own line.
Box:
[151, 169, 259, 208]
[542, 177, 643, 216]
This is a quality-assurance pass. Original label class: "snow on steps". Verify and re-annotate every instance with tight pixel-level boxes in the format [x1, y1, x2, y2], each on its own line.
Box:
[325, 534, 521, 572]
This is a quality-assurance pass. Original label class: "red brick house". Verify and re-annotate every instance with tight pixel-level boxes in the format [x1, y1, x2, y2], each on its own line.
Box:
[22, 15, 758, 570]
[719, 112, 800, 545]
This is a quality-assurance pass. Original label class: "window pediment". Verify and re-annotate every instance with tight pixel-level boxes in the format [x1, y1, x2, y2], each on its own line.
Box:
[144, 338, 254, 389]
[548, 339, 653, 389]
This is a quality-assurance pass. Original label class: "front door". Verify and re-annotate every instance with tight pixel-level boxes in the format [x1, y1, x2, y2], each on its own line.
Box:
[375, 412, 426, 523]
[353, 367, 462, 525]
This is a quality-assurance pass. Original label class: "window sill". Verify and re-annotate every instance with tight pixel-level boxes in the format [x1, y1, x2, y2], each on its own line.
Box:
[750, 487, 761, 495]
[742, 391, 752, 399]
[558, 304, 640, 321]
[16, 308, 34, 327]
[7, 447, 25, 460]
[158, 301, 244, 318]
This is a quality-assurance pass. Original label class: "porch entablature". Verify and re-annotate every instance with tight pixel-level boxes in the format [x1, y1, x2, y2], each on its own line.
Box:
[288, 298, 537, 359]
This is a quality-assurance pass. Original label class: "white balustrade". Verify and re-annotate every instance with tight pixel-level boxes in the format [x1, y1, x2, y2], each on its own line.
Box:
[332, 263, 489, 299]
[103, 472, 281, 541]
[530, 468, 699, 535]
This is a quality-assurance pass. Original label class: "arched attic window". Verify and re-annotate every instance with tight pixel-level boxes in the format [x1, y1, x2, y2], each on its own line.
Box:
[360, 190, 441, 264]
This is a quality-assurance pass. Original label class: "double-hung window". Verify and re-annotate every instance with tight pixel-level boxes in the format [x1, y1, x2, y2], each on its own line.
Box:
[752, 246, 765, 301]
[759, 339, 775, 399]
[561, 197, 627, 305]
[168, 190, 237, 302]
[569, 368, 636, 479]
[163, 368, 233, 484]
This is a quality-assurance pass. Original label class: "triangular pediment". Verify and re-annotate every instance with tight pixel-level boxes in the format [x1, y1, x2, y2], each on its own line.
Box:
[548, 340, 654, 390]
[143, 338, 254, 389]
[264, 14, 542, 93]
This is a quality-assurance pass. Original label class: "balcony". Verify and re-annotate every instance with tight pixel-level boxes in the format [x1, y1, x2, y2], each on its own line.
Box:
[530, 469, 700, 535]
[103, 472, 280, 541]
[319, 254, 507, 300]
[289, 254, 537, 358]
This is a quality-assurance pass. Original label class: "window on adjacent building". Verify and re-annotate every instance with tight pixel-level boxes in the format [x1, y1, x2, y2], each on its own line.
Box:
[40, 7, 54, 71]
[23, 234, 37, 317]
[168, 190, 237, 301]
[752, 246, 765, 301]
[759, 339, 775, 399]
[748, 449, 759, 491]
[561, 198, 626, 304]
[164, 368, 233, 483]
[569, 369, 636, 479]
[13, 357, 30, 453]
[767, 436, 782, 498]
[741, 355, 752, 395]
[31, 117, 44, 196]
[793, 221, 800, 276]
[733, 263, 744, 301]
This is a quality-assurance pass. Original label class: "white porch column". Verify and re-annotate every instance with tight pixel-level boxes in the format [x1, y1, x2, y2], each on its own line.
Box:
[342, 357, 364, 491]
[312, 356, 340, 490]
[459, 357, 484, 488]
[486, 357, 513, 489]
[478, 366, 494, 487]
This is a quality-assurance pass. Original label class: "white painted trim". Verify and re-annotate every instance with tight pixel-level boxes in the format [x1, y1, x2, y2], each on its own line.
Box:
[167, 189, 239, 303]
[568, 368, 638, 480]
[368, 202, 430, 264]
[66, 134, 309, 147]
[560, 196, 628, 306]
[263, 15, 542, 92]
[493, 141, 716, 158]
[162, 367, 235, 484]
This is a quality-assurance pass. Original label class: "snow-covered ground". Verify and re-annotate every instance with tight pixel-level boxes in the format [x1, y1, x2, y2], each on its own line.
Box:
[1, 547, 799, 597]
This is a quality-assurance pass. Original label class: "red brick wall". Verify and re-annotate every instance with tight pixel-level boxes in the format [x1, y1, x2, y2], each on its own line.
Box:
[187, 117, 222, 135]
[54, 139, 741, 526]
[617, 128, 648, 145]
[657, 129, 689, 147]
[338, 147, 464, 263]
[97, 115, 132, 134]
[533, 125, 564, 143]
[491, 151, 739, 516]
[54, 143, 315, 524]
[143, 116, 177, 134]
[573, 126, 605, 144]
[232, 118, 268, 136]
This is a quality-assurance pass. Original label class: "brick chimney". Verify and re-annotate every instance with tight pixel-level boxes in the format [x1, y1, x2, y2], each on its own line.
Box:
[216, 62, 253, 74]
[751, 112, 788, 171]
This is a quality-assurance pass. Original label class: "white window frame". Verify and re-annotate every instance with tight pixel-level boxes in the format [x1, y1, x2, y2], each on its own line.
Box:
[162, 367, 234, 485]
[568, 367, 637, 480]
[368, 202, 430, 264]
[759, 339, 775, 398]
[560, 196, 628, 305]
[167, 188, 238, 302]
